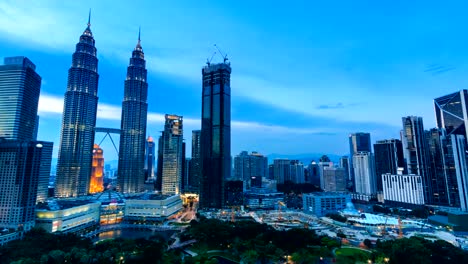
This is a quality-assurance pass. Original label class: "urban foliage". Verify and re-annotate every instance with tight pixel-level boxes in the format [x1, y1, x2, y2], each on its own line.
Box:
[2, 222, 468, 264]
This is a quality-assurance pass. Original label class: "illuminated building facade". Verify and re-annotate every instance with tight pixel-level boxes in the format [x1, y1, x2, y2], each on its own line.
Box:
[89, 144, 104, 193]
[35, 200, 101, 233]
[55, 15, 99, 197]
[0, 140, 53, 232]
[118, 30, 148, 194]
[160, 114, 183, 195]
[144, 136, 156, 182]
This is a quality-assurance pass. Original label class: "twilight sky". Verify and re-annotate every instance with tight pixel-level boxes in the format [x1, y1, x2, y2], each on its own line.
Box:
[1, 0, 468, 161]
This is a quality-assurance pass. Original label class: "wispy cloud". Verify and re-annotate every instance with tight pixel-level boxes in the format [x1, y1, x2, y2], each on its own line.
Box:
[38, 94, 335, 135]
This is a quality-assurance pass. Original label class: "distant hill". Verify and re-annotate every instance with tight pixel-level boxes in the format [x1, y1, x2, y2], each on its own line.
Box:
[266, 153, 344, 164]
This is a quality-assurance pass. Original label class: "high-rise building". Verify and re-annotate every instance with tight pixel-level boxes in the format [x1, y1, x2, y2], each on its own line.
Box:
[0, 140, 53, 232]
[0, 57, 41, 141]
[450, 135, 468, 211]
[118, 30, 148, 194]
[200, 62, 231, 209]
[89, 144, 104, 194]
[290, 160, 305, 184]
[273, 159, 290, 184]
[308, 161, 320, 186]
[160, 114, 183, 195]
[233, 151, 268, 186]
[434, 90, 468, 141]
[318, 161, 333, 190]
[55, 16, 99, 198]
[373, 139, 405, 191]
[382, 170, 425, 208]
[353, 151, 376, 195]
[426, 128, 450, 205]
[268, 164, 274, 180]
[156, 135, 163, 191]
[322, 167, 347, 192]
[401, 116, 431, 203]
[189, 130, 201, 193]
[144, 136, 156, 182]
[339, 156, 350, 182]
[348, 133, 372, 190]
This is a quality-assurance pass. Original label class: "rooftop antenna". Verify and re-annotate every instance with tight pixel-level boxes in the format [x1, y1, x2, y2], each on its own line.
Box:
[206, 51, 216, 66]
[214, 44, 228, 63]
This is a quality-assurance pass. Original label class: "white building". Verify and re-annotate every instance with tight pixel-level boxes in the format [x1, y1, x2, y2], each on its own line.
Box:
[353, 152, 376, 195]
[35, 200, 101, 233]
[125, 194, 182, 221]
[382, 169, 424, 207]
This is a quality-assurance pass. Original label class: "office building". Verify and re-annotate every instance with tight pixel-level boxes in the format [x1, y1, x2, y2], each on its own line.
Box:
[233, 151, 268, 186]
[303, 192, 351, 217]
[434, 90, 468, 141]
[290, 160, 305, 184]
[0, 57, 41, 141]
[200, 61, 231, 209]
[160, 115, 183, 195]
[189, 130, 201, 193]
[349, 133, 372, 189]
[353, 151, 376, 195]
[0, 140, 53, 232]
[89, 144, 104, 194]
[382, 170, 424, 208]
[268, 164, 274, 180]
[118, 30, 148, 194]
[322, 167, 347, 192]
[318, 160, 333, 190]
[373, 139, 405, 191]
[144, 136, 156, 182]
[339, 156, 350, 182]
[273, 159, 290, 184]
[308, 161, 320, 186]
[55, 16, 99, 197]
[35, 200, 101, 234]
[401, 116, 432, 203]
[426, 128, 450, 205]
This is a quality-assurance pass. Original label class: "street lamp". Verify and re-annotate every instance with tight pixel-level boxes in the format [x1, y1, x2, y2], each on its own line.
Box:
[384, 257, 390, 263]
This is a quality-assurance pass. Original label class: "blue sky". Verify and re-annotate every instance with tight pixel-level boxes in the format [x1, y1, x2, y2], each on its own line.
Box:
[1, 0, 468, 161]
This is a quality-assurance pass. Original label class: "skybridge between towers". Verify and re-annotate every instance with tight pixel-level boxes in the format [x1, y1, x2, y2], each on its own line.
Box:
[94, 127, 121, 155]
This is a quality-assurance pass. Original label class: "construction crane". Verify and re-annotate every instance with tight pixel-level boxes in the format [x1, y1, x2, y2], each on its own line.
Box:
[214, 44, 229, 63]
[381, 217, 388, 236]
[398, 216, 403, 238]
[206, 51, 216, 66]
[277, 201, 286, 221]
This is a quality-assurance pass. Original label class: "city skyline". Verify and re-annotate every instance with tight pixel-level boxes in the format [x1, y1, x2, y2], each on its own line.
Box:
[3, 1, 468, 160]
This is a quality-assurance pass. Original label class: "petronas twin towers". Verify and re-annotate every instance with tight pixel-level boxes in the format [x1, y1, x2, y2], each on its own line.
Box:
[55, 14, 148, 197]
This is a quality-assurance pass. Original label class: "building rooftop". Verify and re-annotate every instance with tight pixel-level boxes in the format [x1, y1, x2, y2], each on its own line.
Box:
[36, 199, 98, 211]
[304, 192, 349, 197]
[125, 193, 173, 201]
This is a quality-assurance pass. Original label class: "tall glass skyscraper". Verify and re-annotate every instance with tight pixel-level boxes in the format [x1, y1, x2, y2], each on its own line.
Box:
[348, 132, 372, 191]
[401, 116, 432, 203]
[200, 62, 231, 209]
[0, 57, 41, 141]
[55, 16, 99, 198]
[0, 140, 53, 232]
[189, 130, 201, 193]
[434, 90, 468, 141]
[373, 139, 405, 191]
[118, 31, 148, 194]
[144, 136, 156, 182]
[160, 115, 183, 195]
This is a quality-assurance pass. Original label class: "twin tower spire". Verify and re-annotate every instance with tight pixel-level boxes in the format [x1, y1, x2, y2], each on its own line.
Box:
[55, 10, 148, 198]
[84, 9, 142, 50]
